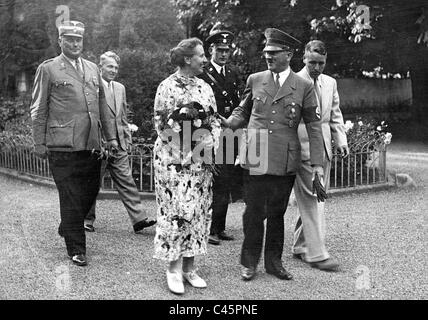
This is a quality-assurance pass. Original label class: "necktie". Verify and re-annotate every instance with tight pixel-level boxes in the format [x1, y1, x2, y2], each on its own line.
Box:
[219, 66, 225, 79]
[275, 73, 281, 91]
[75, 59, 83, 79]
[314, 77, 322, 111]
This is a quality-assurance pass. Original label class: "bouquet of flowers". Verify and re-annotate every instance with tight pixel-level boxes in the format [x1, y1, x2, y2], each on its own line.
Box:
[163, 101, 220, 172]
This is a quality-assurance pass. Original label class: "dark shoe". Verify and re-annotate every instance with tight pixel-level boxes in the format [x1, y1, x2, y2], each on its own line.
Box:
[310, 258, 339, 271]
[217, 231, 234, 241]
[58, 225, 64, 237]
[133, 218, 156, 233]
[71, 254, 87, 267]
[84, 224, 95, 232]
[266, 267, 293, 280]
[292, 253, 303, 260]
[241, 266, 256, 281]
[208, 234, 220, 245]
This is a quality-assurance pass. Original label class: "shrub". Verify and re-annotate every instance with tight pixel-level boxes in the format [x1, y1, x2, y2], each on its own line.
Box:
[115, 47, 175, 143]
[0, 96, 33, 151]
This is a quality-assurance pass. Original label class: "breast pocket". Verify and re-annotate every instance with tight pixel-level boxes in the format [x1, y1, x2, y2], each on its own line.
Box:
[46, 119, 75, 148]
[252, 95, 267, 114]
[52, 79, 75, 98]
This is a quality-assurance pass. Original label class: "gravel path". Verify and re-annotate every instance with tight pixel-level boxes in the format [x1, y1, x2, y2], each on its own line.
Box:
[0, 140, 426, 300]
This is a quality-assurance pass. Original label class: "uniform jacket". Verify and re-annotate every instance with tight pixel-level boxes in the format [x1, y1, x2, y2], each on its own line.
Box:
[198, 62, 241, 118]
[229, 69, 324, 176]
[99, 80, 132, 151]
[296, 67, 347, 161]
[30, 54, 109, 152]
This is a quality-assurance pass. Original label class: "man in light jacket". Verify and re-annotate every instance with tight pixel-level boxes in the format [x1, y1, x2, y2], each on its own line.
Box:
[292, 40, 349, 271]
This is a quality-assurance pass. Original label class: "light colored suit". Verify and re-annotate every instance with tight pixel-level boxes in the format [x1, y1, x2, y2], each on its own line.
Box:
[85, 80, 149, 227]
[292, 67, 347, 262]
[100, 80, 132, 151]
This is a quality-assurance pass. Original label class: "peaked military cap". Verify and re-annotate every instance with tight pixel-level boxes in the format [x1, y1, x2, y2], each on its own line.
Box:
[263, 28, 301, 52]
[58, 20, 85, 38]
[206, 24, 234, 49]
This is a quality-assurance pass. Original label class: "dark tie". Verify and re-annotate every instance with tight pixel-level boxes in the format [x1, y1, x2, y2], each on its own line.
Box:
[314, 77, 322, 111]
[75, 59, 83, 79]
[219, 66, 225, 80]
[275, 73, 280, 91]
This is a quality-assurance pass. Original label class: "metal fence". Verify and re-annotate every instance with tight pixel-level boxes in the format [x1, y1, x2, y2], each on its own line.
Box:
[330, 145, 387, 189]
[0, 143, 387, 192]
[0, 144, 155, 192]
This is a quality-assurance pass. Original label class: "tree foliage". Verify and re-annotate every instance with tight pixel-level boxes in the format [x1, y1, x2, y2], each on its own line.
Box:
[172, 0, 428, 121]
[0, 0, 185, 137]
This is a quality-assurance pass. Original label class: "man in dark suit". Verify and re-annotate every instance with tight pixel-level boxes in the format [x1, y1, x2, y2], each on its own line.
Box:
[84, 51, 156, 233]
[199, 26, 243, 245]
[221, 28, 325, 281]
[30, 21, 109, 267]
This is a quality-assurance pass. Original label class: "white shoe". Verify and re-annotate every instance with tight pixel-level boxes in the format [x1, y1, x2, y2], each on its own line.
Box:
[166, 270, 184, 294]
[182, 270, 207, 288]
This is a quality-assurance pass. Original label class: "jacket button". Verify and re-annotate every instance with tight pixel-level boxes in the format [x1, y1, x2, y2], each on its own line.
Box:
[269, 130, 273, 134]
[270, 120, 274, 124]
[272, 110, 276, 114]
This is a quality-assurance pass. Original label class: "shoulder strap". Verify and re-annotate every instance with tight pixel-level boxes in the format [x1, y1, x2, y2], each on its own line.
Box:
[204, 70, 230, 98]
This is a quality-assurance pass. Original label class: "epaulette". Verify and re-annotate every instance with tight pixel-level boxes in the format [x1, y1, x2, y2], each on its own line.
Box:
[39, 58, 55, 66]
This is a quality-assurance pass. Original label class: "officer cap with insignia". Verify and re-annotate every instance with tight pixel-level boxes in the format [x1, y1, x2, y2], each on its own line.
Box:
[263, 28, 301, 52]
[58, 20, 85, 38]
[206, 23, 234, 49]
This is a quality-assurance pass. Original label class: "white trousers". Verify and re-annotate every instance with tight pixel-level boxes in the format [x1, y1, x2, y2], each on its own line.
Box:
[292, 158, 331, 262]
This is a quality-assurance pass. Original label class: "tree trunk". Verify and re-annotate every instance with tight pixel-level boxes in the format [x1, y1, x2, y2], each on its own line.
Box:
[409, 44, 428, 125]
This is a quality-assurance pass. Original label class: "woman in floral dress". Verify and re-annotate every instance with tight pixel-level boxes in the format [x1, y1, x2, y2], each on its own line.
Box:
[153, 37, 221, 294]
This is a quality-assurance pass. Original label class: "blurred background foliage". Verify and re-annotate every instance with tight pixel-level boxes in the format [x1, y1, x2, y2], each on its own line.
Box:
[1, 0, 427, 142]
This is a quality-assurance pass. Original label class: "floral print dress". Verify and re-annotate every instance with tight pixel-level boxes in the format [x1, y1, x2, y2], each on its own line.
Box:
[153, 71, 221, 261]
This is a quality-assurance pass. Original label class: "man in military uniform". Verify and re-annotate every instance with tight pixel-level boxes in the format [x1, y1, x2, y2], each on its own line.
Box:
[198, 25, 243, 245]
[30, 21, 110, 267]
[221, 28, 324, 281]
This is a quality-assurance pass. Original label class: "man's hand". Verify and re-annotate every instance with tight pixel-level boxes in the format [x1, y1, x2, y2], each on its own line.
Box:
[217, 114, 230, 128]
[106, 139, 119, 154]
[335, 144, 349, 157]
[311, 165, 327, 202]
[34, 145, 48, 159]
[312, 166, 327, 202]
[311, 165, 324, 181]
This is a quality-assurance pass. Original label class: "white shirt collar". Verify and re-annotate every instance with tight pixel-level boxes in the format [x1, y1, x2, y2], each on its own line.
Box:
[272, 67, 290, 87]
[62, 53, 82, 69]
[304, 67, 322, 87]
[211, 59, 225, 75]
[102, 78, 112, 91]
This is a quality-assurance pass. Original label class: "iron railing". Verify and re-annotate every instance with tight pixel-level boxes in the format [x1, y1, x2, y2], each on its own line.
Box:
[330, 143, 387, 189]
[0, 143, 387, 192]
[0, 144, 155, 192]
